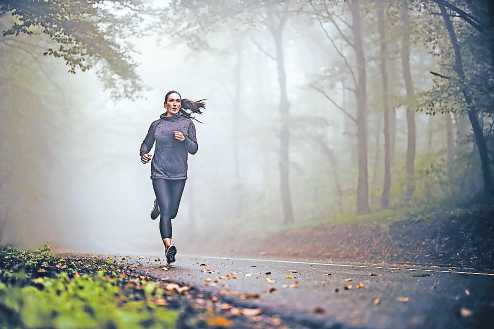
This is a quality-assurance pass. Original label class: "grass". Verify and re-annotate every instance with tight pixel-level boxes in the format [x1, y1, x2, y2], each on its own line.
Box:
[0, 245, 177, 329]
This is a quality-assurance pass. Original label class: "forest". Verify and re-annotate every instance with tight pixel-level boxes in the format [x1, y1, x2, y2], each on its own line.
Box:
[1, 1, 493, 328]
[0, 0, 493, 258]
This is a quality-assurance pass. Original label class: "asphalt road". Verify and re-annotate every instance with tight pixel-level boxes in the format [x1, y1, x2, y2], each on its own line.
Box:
[128, 254, 494, 329]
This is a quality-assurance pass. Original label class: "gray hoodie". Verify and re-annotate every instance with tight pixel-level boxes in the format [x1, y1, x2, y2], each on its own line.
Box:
[140, 113, 198, 179]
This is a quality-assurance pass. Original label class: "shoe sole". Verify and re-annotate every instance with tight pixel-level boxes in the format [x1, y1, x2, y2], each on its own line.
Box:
[166, 246, 177, 264]
[150, 200, 160, 220]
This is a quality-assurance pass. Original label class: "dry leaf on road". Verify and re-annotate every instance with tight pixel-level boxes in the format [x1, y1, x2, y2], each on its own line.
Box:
[460, 307, 473, 317]
[313, 306, 325, 314]
[242, 308, 262, 317]
[206, 316, 232, 327]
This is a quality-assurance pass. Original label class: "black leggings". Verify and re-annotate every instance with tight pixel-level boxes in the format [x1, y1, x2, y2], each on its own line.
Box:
[152, 179, 186, 239]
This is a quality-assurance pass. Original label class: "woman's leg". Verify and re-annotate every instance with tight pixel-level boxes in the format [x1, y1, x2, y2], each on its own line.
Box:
[152, 179, 173, 250]
[169, 179, 186, 220]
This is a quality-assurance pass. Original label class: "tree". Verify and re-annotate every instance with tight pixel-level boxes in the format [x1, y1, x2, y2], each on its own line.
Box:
[0, 0, 145, 99]
[438, 2, 493, 195]
[349, 0, 370, 213]
[309, 0, 370, 213]
[400, 0, 417, 202]
[377, 0, 391, 208]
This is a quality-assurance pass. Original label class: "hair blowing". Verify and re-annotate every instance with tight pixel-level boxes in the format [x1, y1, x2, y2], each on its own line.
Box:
[164, 90, 206, 112]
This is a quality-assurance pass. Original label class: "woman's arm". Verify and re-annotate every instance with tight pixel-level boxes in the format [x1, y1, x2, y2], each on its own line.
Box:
[140, 121, 157, 157]
[185, 121, 198, 155]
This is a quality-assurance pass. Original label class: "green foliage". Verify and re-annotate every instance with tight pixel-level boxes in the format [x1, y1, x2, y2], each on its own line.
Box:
[0, 0, 145, 99]
[0, 245, 177, 329]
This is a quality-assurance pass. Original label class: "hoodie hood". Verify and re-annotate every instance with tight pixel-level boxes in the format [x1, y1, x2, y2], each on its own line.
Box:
[160, 112, 183, 120]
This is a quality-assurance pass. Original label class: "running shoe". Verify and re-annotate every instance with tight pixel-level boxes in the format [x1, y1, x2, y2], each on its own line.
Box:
[150, 199, 160, 220]
[165, 245, 177, 264]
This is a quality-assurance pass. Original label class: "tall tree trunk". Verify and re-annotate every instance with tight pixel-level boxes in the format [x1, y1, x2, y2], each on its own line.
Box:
[445, 112, 454, 186]
[350, 0, 370, 213]
[371, 114, 382, 201]
[233, 37, 244, 217]
[424, 116, 435, 200]
[439, 4, 493, 195]
[400, 0, 417, 202]
[377, 0, 391, 209]
[427, 117, 434, 154]
[270, 14, 295, 224]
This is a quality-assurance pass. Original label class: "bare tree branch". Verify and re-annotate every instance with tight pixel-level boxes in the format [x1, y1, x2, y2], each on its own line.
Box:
[321, 0, 355, 49]
[431, 0, 482, 31]
[316, 18, 357, 86]
[430, 70, 451, 79]
[310, 83, 357, 124]
[250, 37, 276, 61]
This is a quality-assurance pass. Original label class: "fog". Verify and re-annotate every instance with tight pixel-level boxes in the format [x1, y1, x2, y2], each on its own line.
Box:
[1, 1, 490, 262]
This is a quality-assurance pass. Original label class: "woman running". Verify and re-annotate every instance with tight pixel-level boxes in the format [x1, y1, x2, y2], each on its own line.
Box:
[140, 90, 203, 264]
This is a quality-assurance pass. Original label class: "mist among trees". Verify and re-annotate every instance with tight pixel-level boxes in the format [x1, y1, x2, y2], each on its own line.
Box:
[0, 0, 493, 256]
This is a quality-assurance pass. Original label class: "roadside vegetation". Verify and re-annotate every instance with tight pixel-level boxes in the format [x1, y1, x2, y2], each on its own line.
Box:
[0, 245, 178, 328]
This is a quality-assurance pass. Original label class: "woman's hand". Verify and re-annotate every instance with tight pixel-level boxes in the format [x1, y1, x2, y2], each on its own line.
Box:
[141, 153, 152, 164]
[173, 131, 186, 142]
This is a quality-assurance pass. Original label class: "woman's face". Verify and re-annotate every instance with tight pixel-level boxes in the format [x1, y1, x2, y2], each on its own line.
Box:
[165, 93, 181, 115]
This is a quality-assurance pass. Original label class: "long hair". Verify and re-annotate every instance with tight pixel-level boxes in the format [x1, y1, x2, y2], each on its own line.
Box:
[164, 90, 206, 122]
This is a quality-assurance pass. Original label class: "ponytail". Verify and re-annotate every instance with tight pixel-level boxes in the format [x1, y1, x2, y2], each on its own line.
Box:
[164, 90, 206, 123]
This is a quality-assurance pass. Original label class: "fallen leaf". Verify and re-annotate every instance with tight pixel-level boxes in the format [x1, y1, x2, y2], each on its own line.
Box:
[313, 306, 325, 314]
[372, 297, 381, 305]
[289, 281, 299, 288]
[344, 278, 353, 282]
[153, 298, 167, 306]
[356, 283, 365, 289]
[397, 296, 409, 303]
[242, 308, 262, 316]
[206, 316, 232, 327]
[268, 287, 277, 293]
[271, 317, 282, 326]
[460, 307, 472, 317]
[266, 277, 275, 284]
[165, 283, 180, 291]
[225, 273, 238, 280]
[176, 286, 190, 294]
[286, 274, 295, 279]
[240, 293, 260, 300]
[344, 284, 352, 290]
[230, 308, 241, 316]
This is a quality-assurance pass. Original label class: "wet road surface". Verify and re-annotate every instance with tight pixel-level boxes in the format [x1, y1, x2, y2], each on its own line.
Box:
[127, 255, 494, 329]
